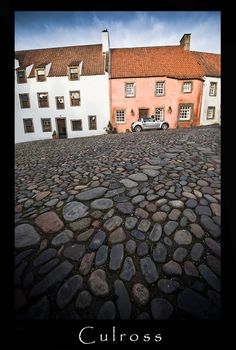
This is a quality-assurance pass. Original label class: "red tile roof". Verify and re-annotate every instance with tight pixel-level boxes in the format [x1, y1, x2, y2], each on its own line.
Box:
[15, 44, 105, 77]
[192, 51, 221, 77]
[111, 46, 220, 79]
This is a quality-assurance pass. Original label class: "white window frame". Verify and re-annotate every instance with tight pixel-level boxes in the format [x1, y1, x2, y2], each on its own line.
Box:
[115, 110, 125, 123]
[155, 107, 164, 121]
[125, 83, 135, 97]
[155, 81, 165, 96]
[179, 104, 192, 120]
[182, 81, 192, 93]
[207, 106, 215, 119]
[209, 82, 217, 96]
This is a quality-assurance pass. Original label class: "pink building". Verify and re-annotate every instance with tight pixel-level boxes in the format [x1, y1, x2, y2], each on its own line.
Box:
[110, 34, 218, 132]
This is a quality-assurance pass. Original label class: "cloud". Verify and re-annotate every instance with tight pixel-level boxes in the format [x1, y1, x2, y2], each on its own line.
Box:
[15, 11, 220, 53]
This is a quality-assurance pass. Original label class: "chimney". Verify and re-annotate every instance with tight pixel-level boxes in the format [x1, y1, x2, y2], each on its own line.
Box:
[180, 34, 191, 51]
[102, 29, 110, 53]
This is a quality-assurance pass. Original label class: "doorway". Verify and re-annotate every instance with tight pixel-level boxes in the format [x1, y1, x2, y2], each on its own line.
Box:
[56, 118, 67, 139]
[139, 108, 149, 119]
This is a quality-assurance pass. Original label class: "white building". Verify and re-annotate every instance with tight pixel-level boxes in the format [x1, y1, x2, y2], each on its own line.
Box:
[192, 52, 221, 126]
[15, 30, 110, 143]
[200, 77, 221, 125]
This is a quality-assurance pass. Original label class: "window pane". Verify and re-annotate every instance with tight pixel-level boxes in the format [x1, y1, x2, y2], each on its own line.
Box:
[125, 83, 135, 97]
[23, 119, 34, 133]
[41, 118, 52, 132]
[155, 108, 164, 121]
[72, 120, 82, 131]
[156, 82, 164, 95]
[88, 116, 97, 130]
[116, 110, 125, 123]
[183, 82, 191, 92]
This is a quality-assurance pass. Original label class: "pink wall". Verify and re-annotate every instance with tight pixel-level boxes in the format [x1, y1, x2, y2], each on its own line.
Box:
[110, 77, 203, 132]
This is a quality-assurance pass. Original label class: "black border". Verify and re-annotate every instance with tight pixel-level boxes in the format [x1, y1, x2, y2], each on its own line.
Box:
[3, 1, 235, 348]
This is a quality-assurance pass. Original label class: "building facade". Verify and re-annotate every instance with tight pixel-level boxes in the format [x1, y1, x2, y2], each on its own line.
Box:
[110, 34, 220, 132]
[15, 31, 110, 143]
[15, 31, 221, 142]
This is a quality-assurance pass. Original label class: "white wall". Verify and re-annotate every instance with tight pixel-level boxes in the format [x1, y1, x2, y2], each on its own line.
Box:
[15, 73, 110, 143]
[200, 77, 221, 125]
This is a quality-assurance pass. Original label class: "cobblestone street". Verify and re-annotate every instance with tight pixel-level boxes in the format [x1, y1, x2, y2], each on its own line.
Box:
[14, 125, 221, 320]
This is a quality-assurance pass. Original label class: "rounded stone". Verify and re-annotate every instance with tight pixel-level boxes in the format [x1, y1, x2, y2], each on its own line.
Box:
[184, 261, 199, 277]
[183, 209, 197, 223]
[103, 216, 123, 232]
[75, 187, 107, 201]
[90, 198, 113, 210]
[189, 224, 205, 239]
[153, 242, 167, 262]
[125, 217, 138, 230]
[120, 179, 138, 188]
[120, 257, 136, 281]
[62, 202, 89, 222]
[168, 200, 184, 209]
[152, 211, 167, 223]
[109, 227, 126, 244]
[132, 283, 149, 305]
[128, 173, 148, 182]
[158, 279, 180, 294]
[185, 199, 198, 208]
[125, 240, 136, 254]
[95, 245, 109, 266]
[63, 244, 85, 261]
[151, 298, 173, 320]
[15, 224, 40, 248]
[51, 229, 74, 246]
[137, 242, 149, 257]
[138, 219, 151, 233]
[190, 243, 204, 261]
[56, 275, 83, 309]
[97, 301, 116, 320]
[162, 260, 182, 276]
[149, 223, 162, 241]
[76, 290, 92, 309]
[173, 247, 188, 262]
[164, 221, 178, 236]
[174, 230, 192, 245]
[88, 269, 109, 296]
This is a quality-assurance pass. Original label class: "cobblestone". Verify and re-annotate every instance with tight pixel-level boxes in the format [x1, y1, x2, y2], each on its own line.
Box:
[15, 125, 221, 320]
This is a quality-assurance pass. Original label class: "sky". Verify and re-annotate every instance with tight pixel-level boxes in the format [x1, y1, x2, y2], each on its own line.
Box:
[15, 11, 221, 53]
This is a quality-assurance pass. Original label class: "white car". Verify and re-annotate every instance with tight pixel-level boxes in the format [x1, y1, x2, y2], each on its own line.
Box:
[131, 117, 169, 132]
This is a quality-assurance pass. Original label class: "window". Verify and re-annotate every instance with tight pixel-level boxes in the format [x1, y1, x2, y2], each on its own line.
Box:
[207, 107, 215, 119]
[23, 119, 34, 133]
[155, 82, 165, 96]
[70, 91, 80, 106]
[155, 107, 164, 121]
[182, 81, 192, 93]
[125, 83, 135, 97]
[88, 115, 97, 130]
[68, 66, 79, 80]
[179, 104, 193, 120]
[41, 118, 52, 132]
[37, 93, 49, 108]
[56, 96, 65, 109]
[209, 82, 217, 96]
[71, 120, 82, 131]
[36, 68, 46, 82]
[19, 94, 30, 108]
[115, 110, 125, 123]
[17, 70, 26, 84]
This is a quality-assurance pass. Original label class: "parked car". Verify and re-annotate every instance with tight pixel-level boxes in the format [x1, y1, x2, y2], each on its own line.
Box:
[131, 117, 169, 132]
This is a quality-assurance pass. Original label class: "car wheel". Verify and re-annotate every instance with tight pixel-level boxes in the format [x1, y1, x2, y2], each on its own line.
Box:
[134, 125, 142, 132]
[161, 123, 169, 130]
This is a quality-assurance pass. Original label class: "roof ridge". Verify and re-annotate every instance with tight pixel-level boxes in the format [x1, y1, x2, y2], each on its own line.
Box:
[15, 43, 102, 54]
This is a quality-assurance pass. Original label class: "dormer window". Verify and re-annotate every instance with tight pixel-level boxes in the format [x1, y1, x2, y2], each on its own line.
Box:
[68, 66, 79, 80]
[36, 68, 46, 82]
[17, 70, 26, 84]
